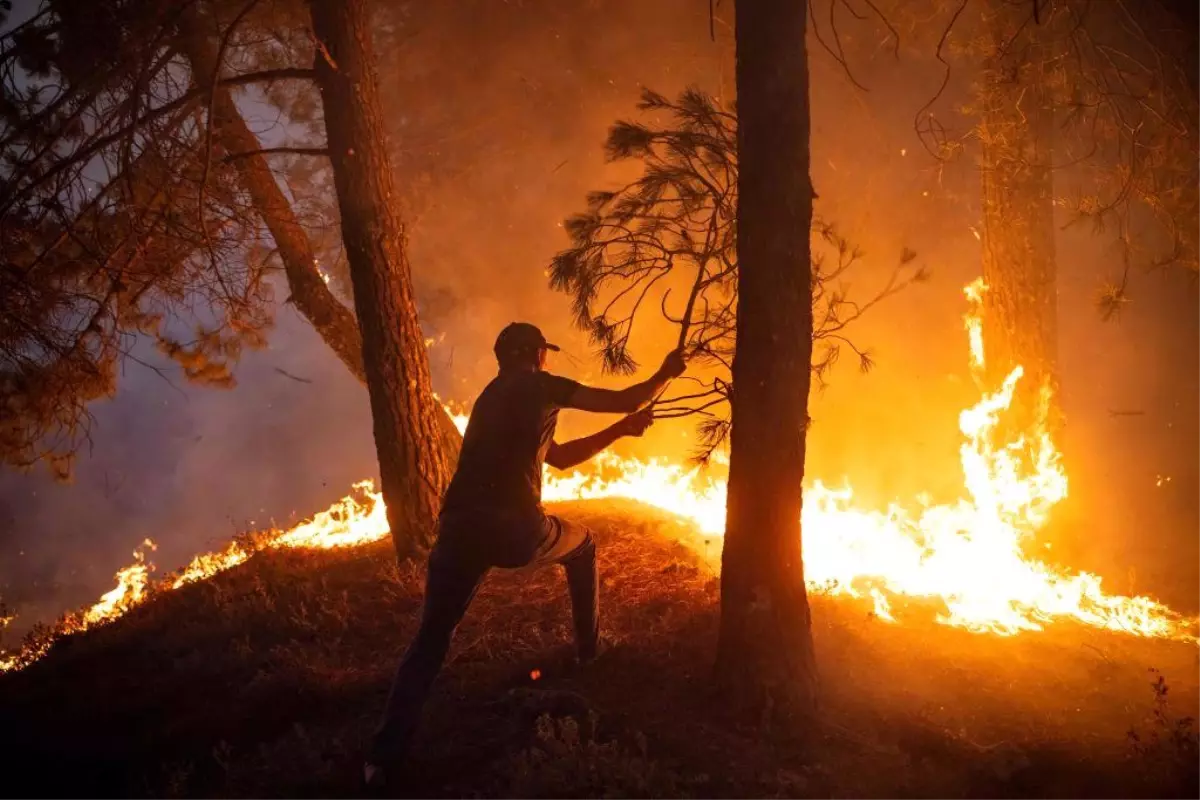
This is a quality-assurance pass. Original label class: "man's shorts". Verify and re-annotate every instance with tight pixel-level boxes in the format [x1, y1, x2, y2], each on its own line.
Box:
[435, 508, 592, 570]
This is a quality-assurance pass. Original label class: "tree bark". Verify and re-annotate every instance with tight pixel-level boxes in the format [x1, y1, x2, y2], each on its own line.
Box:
[177, 9, 462, 484]
[714, 0, 818, 721]
[308, 0, 453, 558]
[978, 0, 1060, 437]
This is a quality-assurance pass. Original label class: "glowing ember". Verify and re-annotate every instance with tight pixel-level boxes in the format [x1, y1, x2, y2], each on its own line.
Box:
[2, 284, 1195, 674]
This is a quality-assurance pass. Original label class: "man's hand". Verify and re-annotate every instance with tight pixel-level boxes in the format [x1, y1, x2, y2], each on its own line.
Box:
[658, 348, 687, 379]
[615, 408, 654, 438]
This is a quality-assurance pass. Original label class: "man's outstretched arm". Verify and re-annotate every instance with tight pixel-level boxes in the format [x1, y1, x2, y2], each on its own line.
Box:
[546, 409, 653, 471]
[563, 349, 687, 415]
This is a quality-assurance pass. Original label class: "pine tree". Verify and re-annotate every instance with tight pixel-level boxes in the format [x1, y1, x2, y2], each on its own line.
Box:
[976, 0, 1060, 435]
[551, 88, 921, 463]
[307, 0, 452, 556]
[713, 0, 818, 719]
[177, 4, 464, 475]
[0, 0, 461, 513]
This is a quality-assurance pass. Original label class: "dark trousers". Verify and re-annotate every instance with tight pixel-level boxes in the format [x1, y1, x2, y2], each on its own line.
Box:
[368, 511, 597, 764]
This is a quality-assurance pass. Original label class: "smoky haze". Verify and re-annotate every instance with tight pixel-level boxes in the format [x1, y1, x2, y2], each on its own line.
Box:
[1, 0, 1195, 645]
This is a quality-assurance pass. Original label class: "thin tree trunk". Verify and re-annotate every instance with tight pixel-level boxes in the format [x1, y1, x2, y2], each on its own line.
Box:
[179, 6, 360, 372]
[177, 9, 462, 481]
[714, 0, 818, 721]
[308, 0, 453, 558]
[978, 0, 1060, 437]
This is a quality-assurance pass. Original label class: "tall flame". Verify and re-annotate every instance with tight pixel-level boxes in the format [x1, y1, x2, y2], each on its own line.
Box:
[2, 283, 1194, 673]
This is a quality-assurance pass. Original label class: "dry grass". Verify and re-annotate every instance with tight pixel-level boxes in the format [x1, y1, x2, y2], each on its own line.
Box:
[0, 499, 1195, 798]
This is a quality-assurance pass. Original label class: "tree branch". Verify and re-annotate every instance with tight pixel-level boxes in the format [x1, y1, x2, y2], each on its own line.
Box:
[197, 0, 264, 258]
[0, 68, 315, 219]
[222, 146, 329, 163]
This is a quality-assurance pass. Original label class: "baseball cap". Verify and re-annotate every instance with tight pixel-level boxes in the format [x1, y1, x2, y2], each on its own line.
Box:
[494, 322, 560, 362]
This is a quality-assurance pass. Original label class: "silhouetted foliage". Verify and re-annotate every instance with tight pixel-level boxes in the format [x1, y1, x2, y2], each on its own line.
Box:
[0, 0, 466, 478]
[551, 88, 925, 462]
[0, 1, 287, 475]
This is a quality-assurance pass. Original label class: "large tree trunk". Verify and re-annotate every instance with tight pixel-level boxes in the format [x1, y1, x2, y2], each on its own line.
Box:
[978, 0, 1060, 437]
[176, 12, 463, 476]
[308, 0, 453, 558]
[714, 0, 818, 721]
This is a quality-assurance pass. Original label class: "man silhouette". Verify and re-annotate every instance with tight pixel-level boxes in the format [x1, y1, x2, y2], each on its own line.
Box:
[365, 322, 686, 785]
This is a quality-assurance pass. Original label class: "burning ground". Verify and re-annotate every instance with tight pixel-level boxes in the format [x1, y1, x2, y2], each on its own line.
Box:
[0, 292, 1197, 797]
[0, 501, 1196, 798]
[3, 283, 1194, 675]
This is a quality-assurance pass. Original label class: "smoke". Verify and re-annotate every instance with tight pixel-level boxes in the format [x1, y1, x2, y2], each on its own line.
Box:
[1, 0, 1195, 642]
[0, 309, 376, 642]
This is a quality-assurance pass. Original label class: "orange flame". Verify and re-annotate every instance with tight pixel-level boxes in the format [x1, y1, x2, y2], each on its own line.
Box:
[0, 539, 158, 672]
[83, 539, 157, 625]
[2, 283, 1195, 674]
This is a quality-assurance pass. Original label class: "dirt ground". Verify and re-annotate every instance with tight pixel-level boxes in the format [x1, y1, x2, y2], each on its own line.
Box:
[1, 499, 1196, 798]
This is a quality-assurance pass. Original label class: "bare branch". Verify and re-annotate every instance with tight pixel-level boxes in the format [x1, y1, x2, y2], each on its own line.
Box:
[913, 0, 971, 158]
[221, 145, 329, 163]
[0, 67, 315, 219]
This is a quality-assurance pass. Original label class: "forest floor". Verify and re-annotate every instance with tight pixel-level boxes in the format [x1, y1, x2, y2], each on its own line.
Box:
[0, 499, 1196, 798]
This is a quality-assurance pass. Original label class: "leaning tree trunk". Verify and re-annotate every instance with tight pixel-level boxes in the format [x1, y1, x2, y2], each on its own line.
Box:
[308, 0, 453, 559]
[176, 13, 462, 474]
[714, 0, 818, 721]
[977, 0, 1060, 440]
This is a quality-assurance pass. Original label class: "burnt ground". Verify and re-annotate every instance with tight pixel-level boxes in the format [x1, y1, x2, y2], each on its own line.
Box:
[0, 499, 1196, 798]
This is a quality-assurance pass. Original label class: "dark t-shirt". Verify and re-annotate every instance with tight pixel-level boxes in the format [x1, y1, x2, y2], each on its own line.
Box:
[441, 370, 583, 517]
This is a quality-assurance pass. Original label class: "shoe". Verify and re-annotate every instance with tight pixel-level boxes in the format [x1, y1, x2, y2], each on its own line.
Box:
[363, 762, 386, 789]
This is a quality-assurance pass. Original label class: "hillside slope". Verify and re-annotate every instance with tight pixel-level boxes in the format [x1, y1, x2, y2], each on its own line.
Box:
[1, 500, 1196, 798]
